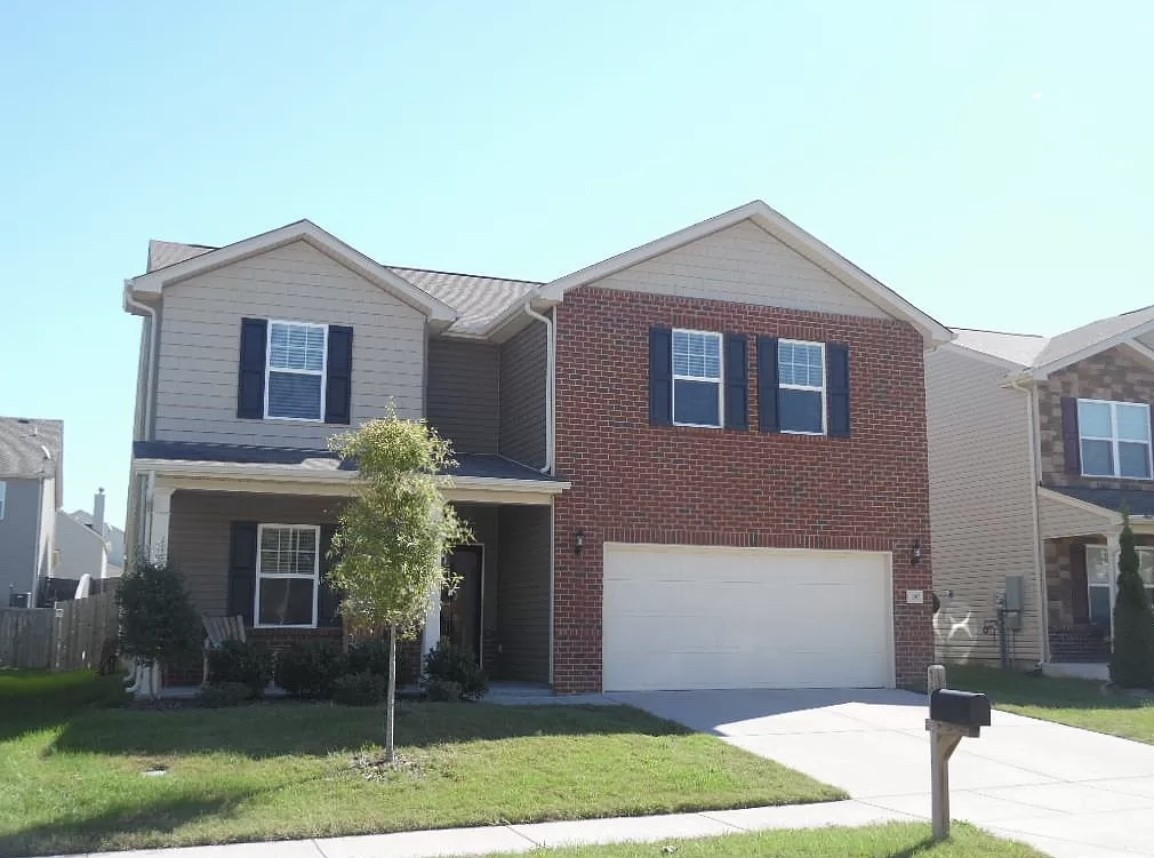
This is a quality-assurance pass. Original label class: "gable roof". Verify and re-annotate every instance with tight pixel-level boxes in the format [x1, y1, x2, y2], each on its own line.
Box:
[128, 221, 457, 327]
[535, 200, 952, 345]
[0, 417, 63, 480]
[390, 268, 541, 337]
[949, 305, 1154, 377]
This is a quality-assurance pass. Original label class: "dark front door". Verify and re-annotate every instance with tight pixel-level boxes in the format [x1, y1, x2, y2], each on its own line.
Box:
[441, 546, 484, 665]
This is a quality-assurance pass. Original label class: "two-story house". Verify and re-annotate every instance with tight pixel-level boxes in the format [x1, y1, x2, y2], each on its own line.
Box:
[927, 307, 1154, 677]
[0, 417, 62, 606]
[124, 201, 949, 693]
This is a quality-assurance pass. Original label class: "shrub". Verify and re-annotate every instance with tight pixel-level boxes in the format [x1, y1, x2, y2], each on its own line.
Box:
[198, 682, 251, 708]
[274, 641, 347, 699]
[117, 559, 200, 666]
[423, 677, 462, 702]
[1111, 514, 1154, 688]
[347, 637, 419, 686]
[207, 640, 273, 698]
[422, 641, 488, 700]
[332, 671, 387, 706]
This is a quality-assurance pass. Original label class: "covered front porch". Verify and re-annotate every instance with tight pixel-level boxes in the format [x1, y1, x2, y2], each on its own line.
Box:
[131, 444, 566, 686]
[1039, 486, 1154, 670]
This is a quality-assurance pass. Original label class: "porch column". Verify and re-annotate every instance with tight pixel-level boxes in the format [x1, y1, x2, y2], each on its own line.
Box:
[1107, 528, 1122, 642]
[148, 486, 174, 563]
[421, 587, 441, 663]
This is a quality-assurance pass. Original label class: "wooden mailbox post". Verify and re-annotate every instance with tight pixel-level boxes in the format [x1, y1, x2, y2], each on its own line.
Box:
[925, 664, 991, 841]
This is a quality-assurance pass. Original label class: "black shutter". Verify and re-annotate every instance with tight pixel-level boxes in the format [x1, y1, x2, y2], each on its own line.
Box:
[724, 334, 748, 430]
[827, 343, 851, 438]
[1061, 396, 1081, 474]
[237, 318, 267, 419]
[1069, 542, 1089, 624]
[325, 325, 354, 425]
[757, 336, 780, 433]
[317, 525, 341, 628]
[228, 522, 258, 626]
[649, 327, 673, 426]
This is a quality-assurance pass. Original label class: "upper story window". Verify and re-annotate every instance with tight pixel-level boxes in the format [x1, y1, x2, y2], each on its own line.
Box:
[778, 340, 825, 434]
[1078, 399, 1152, 480]
[0, 481, 6, 519]
[256, 524, 320, 628]
[266, 321, 328, 421]
[672, 329, 723, 427]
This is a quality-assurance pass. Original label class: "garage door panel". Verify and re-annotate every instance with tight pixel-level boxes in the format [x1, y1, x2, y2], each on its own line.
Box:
[603, 544, 892, 691]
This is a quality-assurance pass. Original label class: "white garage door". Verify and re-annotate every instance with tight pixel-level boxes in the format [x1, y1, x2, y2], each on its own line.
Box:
[603, 543, 892, 691]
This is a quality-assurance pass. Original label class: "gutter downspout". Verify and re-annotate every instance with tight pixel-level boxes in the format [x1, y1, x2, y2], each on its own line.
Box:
[124, 282, 158, 571]
[522, 302, 555, 474]
[1010, 374, 1050, 666]
[123, 281, 158, 441]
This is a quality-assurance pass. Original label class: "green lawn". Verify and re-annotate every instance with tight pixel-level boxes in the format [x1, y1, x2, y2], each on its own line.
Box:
[948, 664, 1154, 744]
[0, 670, 843, 857]
[474, 823, 1045, 857]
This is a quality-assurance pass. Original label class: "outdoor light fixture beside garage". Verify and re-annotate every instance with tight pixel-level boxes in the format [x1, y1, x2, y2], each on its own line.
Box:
[574, 529, 585, 556]
[912, 541, 923, 564]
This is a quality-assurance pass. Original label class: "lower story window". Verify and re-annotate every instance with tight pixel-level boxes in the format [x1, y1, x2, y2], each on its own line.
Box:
[256, 524, 320, 627]
[1087, 544, 1154, 628]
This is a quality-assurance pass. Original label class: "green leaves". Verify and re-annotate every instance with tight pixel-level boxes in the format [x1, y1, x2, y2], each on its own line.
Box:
[116, 559, 201, 664]
[327, 408, 471, 638]
[1110, 511, 1154, 689]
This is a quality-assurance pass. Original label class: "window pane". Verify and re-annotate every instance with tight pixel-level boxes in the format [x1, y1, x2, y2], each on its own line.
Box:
[1139, 550, 1154, 587]
[1086, 546, 1112, 586]
[1081, 439, 1113, 476]
[269, 323, 325, 373]
[1117, 404, 1150, 442]
[260, 527, 318, 576]
[268, 372, 322, 419]
[778, 342, 824, 388]
[1088, 586, 1111, 628]
[1119, 442, 1151, 479]
[673, 379, 721, 426]
[258, 578, 315, 626]
[672, 331, 720, 380]
[1078, 401, 1112, 438]
[780, 388, 823, 433]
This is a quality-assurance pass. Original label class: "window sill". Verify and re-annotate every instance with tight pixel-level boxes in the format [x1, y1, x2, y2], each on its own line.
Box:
[261, 416, 325, 424]
[253, 624, 319, 630]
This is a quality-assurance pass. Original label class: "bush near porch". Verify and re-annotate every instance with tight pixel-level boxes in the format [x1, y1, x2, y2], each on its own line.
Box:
[0, 670, 844, 857]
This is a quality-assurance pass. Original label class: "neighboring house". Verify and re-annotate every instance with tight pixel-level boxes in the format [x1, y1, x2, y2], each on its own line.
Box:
[0, 417, 62, 606]
[57, 489, 124, 581]
[123, 201, 949, 692]
[927, 307, 1154, 675]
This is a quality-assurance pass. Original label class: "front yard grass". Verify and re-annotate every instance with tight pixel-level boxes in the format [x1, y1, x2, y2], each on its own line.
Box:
[0, 670, 843, 857]
[476, 822, 1044, 857]
[949, 664, 1154, 744]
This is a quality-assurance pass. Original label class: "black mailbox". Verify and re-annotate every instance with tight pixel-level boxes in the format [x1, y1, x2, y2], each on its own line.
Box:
[930, 689, 991, 728]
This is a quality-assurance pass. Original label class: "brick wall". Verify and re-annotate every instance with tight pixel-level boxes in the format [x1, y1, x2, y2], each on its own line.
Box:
[551, 286, 935, 692]
[1039, 346, 1154, 490]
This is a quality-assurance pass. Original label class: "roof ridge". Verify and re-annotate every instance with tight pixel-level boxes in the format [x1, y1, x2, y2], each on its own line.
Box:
[952, 327, 1045, 338]
[390, 264, 542, 285]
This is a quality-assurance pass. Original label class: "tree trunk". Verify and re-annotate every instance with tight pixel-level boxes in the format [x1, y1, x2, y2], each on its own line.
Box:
[385, 624, 397, 762]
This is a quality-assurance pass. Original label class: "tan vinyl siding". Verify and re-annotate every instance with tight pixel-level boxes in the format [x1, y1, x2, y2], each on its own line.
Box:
[926, 346, 1042, 665]
[154, 241, 426, 448]
[427, 340, 500, 454]
[167, 492, 341, 617]
[1038, 493, 1113, 539]
[496, 505, 551, 683]
[499, 321, 547, 468]
[592, 220, 889, 318]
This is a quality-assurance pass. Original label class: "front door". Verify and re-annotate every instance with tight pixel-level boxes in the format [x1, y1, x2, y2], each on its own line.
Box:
[441, 546, 484, 665]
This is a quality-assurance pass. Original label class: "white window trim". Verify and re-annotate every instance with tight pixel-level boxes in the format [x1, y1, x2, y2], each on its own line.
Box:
[778, 339, 827, 436]
[1087, 545, 1154, 633]
[0, 480, 6, 519]
[671, 328, 724, 429]
[254, 523, 321, 629]
[1078, 398, 1153, 481]
[264, 320, 329, 423]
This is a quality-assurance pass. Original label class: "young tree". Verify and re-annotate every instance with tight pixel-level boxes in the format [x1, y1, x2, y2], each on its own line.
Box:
[117, 559, 201, 699]
[328, 412, 470, 761]
[1110, 511, 1154, 688]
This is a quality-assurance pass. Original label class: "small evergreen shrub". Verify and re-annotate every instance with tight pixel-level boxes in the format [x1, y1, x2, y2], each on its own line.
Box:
[423, 677, 462, 702]
[198, 682, 251, 708]
[332, 671, 387, 706]
[274, 640, 347, 699]
[117, 559, 200, 667]
[207, 640, 274, 698]
[422, 641, 488, 700]
[1111, 514, 1154, 688]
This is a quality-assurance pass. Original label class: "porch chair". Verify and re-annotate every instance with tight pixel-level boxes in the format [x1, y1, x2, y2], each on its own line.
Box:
[202, 614, 247, 685]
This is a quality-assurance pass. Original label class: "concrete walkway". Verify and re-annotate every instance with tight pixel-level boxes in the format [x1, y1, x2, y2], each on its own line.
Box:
[41, 800, 913, 858]
[612, 688, 1154, 858]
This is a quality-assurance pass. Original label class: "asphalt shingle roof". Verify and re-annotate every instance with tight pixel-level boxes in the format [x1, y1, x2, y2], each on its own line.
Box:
[0, 417, 63, 479]
[1047, 485, 1154, 518]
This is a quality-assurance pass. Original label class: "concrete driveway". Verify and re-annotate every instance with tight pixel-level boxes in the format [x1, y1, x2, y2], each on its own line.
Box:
[610, 688, 1154, 858]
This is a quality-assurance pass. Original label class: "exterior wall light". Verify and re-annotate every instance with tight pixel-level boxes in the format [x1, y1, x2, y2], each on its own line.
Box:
[912, 541, 923, 565]
[575, 529, 585, 556]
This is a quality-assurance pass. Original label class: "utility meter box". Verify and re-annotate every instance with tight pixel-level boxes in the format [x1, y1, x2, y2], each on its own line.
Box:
[1004, 575, 1024, 631]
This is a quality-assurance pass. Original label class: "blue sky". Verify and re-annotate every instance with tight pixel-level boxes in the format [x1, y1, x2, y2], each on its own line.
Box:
[2, 2, 1152, 528]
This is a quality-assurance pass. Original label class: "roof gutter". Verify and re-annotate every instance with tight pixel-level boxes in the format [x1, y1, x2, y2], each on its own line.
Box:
[522, 302, 556, 474]
[123, 282, 158, 441]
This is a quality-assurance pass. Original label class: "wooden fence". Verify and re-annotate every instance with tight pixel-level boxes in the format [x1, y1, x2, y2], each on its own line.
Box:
[0, 588, 119, 671]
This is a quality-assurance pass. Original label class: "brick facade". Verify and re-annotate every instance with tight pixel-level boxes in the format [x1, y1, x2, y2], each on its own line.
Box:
[551, 286, 935, 693]
[1039, 346, 1154, 491]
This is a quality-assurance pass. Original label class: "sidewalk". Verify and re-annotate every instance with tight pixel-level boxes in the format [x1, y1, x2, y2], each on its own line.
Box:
[44, 800, 916, 858]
